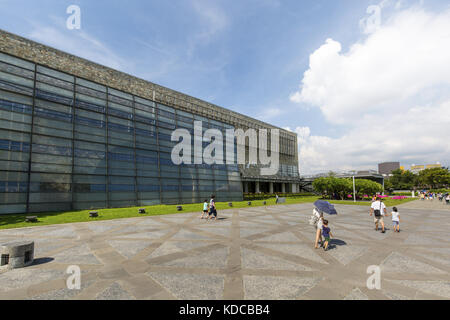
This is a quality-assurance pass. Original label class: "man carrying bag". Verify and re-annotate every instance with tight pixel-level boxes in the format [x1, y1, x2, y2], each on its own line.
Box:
[370, 196, 387, 233]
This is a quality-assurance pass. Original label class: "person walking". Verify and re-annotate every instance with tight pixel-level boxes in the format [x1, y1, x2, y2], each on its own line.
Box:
[310, 207, 324, 248]
[208, 195, 217, 221]
[370, 196, 387, 233]
[200, 199, 209, 219]
[275, 194, 279, 204]
[390, 207, 401, 232]
[322, 219, 333, 251]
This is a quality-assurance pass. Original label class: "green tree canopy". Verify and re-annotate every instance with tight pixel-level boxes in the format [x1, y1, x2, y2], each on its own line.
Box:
[386, 169, 417, 190]
[417, 168, 450, 189]
[312, 177, 382, 199]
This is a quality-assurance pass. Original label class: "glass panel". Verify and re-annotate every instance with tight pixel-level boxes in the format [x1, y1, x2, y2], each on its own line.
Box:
[37, 65, 74, 82]
[76, 92, 106, 107]
[157, 103, 174, 113]
[73, 192, 107, 201]
[76, 78, 106, 92]
[32, 153, 72, 166]
[76, 84, 107, 100]
[0, 73, 34, 95]
[135, 96, 154, 107]
[29, 202, 71, 212]
[0, 71, 34, 88]
[37, 73, 73, 90]
[108, 88, 133, 100]
[108, 94, 132, 107]
[0, 204, 27, 214]
[0, 53, 35, 70]
[33, 134, 72, 148]
[0, 89, 33, 105]
[72, 201, 107, 210]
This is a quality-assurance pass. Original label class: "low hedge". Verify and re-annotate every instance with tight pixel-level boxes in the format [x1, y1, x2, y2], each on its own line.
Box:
[430, 189, 450, 193]
[393, 192, 413, 196]
[243, 192, 315, 200]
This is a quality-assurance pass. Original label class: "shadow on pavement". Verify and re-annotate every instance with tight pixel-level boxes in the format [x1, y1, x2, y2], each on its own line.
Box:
[32, 257, 54, 266]
[327, 239, 347, 250]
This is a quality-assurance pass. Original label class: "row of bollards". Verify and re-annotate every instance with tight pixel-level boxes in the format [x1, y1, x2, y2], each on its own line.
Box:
[27, 200, 273, 224]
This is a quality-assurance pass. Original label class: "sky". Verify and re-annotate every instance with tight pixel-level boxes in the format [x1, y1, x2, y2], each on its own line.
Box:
[0, 0, 449, 175]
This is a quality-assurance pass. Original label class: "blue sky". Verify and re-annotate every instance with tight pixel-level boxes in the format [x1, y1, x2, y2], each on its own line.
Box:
[1, 0, 449, 174]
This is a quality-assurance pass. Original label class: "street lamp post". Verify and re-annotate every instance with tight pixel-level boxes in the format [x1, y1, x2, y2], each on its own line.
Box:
[353, 176, 356, 203]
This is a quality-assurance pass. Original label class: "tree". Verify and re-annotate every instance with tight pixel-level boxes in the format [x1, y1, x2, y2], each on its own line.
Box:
[354, 179, 383, 197]
[312, 177, 330, 197]
[386, 169, 417, 190]
[384, 179, 394, 194]
[312, 177, 381, 200]
[417, 168, 450, 189]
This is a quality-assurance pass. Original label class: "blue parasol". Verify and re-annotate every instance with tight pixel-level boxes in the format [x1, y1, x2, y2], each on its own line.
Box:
[314, 200, 338, 215]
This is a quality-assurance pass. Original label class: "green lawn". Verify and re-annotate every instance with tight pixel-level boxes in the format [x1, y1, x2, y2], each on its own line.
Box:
[0, 196, 417, 230]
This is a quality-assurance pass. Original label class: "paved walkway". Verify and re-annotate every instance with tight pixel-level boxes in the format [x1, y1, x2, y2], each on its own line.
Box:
[397, 198, 450, 210]
[0, 200, 449, 300]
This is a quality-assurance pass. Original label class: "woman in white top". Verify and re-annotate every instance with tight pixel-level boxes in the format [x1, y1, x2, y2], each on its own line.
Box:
[312, 207, 324, 248]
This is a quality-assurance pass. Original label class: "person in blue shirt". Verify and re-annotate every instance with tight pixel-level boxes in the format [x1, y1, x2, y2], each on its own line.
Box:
[322, 220, 333, 251]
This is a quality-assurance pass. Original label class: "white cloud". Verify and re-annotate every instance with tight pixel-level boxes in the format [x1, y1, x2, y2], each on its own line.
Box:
[290, 5, 450, 174]
[295, 99, 450, 174]
[188, 0, 229, 57]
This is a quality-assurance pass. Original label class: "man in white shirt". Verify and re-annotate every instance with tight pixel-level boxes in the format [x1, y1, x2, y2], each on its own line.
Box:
[370, 197, 387, 233]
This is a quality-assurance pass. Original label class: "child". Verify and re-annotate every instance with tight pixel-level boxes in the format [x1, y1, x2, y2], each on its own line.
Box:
[200, 200, 209, 219]
[322, 220, 333, 251]
[391, 207, 400, 232]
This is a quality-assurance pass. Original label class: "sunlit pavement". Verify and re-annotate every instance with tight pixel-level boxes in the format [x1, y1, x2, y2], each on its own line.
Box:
[0, 200, 449, 300]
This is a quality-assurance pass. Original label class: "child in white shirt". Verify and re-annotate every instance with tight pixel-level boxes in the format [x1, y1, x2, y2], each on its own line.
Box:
[391, 207, 400, 232]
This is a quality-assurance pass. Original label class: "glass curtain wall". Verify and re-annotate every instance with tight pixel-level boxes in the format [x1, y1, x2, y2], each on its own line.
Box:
[0, 52, 243, 214]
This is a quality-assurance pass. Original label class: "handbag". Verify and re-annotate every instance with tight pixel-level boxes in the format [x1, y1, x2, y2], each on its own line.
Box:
[374, 202, 382, 217]
[309, 209, 320, 225]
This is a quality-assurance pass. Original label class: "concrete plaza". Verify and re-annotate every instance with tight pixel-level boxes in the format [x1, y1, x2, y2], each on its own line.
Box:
[0, 200, 449, 300]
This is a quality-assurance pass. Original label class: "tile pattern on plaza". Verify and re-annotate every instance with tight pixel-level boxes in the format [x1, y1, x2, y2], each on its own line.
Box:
[0, 200, 449, 300]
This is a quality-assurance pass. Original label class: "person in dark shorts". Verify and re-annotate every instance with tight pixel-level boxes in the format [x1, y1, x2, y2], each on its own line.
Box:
[200, 199, 209, 219]
[208, 195, 217, 221]
[322, 220, 333, 251]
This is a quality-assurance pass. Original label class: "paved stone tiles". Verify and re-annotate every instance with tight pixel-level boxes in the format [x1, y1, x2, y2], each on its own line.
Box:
[0, 200, 449, 300]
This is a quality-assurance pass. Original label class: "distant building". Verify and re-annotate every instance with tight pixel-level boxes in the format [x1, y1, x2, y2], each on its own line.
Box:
[411, 163, 442, 174]
[410, 165, 425, 174]
[378, 162, 400, 176]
